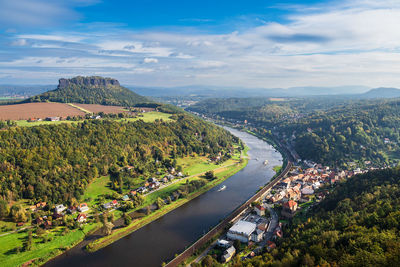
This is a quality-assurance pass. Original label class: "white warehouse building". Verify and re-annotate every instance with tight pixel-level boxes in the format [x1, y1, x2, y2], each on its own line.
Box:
[227, 220, 257, 243]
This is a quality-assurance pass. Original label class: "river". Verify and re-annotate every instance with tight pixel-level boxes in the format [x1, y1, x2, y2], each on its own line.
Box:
[46, 127, 283, 267]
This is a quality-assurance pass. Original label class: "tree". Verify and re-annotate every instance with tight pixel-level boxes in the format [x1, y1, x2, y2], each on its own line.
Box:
[0, 200, 9, 219]
[123, 213, 132, 226]
[24, 231, 33, 251]
[156, 197, 164, 209]
[205, 171, 215, 180]
[102, 221, 114, 236]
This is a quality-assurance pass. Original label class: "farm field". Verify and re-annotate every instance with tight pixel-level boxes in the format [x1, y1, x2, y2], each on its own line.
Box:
[120, 112, 173, 122]
[0, 102, 85, 120]
[72, 103, 128, 114]
[12, 111, 172, 127]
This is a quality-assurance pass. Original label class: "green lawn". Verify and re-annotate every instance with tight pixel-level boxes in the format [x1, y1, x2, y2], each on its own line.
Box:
[0, 223, 99, 267]
[15, 120, 83, 127]
[118, 112, 173, 123]
[81, 176, 114, 206]
[177, 156, 238, 176]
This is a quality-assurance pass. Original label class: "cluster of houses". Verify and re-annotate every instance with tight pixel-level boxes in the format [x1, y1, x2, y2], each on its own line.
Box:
[30, 201, 90, 229]
[265, 164, 361, 218]
[213, 161, 372, 263]
[130, 172, 184, 195]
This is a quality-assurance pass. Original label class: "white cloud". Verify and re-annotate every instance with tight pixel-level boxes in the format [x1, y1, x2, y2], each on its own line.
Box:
[18, 34, 84, 43]
[11, 39, 27, 46]
[143, 58, 158, 64]
[0, 0, 79, 28]
[3, 0, 400, 88]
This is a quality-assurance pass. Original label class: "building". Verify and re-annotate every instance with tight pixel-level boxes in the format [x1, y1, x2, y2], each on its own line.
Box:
[227, 220, 257, 243]
[148, 177, 158, 183]
[46, 117, 60, 121]
[122, 195, 129, 201]
[301, 187, 314, 195]
[282, 200, 298, 218]
[221, 246, 236, 263]
[103, 200, 118, 210]
[217, 239, 232, 248]
[251, 229, 264, 242]
[55, 204, 66, 214]
[78, 203, 89, 213]
[77, 213, 87, 223]
[254, 205, 265, 216]
[44, 220, 52, 229]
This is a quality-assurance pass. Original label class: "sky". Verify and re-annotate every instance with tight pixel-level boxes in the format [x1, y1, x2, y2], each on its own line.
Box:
[1, 0, 400, 88]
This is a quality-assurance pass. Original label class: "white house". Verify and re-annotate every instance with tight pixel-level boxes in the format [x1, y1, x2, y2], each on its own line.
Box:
[227, 220, 257, 243]
[55, 204, 66, 214]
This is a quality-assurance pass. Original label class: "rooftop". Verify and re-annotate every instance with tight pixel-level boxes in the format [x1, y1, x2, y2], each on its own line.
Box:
[229, 220, 257, 236]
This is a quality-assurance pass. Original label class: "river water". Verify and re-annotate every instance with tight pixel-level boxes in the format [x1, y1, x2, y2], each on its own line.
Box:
[46, 127, 282, 267]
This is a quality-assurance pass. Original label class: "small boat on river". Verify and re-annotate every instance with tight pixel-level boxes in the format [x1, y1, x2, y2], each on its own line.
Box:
[264, 160, 269, 165]
[218, 185, 226, 191]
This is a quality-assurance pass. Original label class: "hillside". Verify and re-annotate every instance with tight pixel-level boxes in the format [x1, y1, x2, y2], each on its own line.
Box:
[361, 87, 400, 99]
[237, 168, 400, 267]
[190, 97, 400, 168]
[26, 76, 150, 107]
[0, 114, 237, 203]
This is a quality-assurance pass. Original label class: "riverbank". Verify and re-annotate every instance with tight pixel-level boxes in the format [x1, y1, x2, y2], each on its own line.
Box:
[44, 128, 282, 267]
[164, 127, 291, 267]
[165, 159, 292, 267]
[85, 148, 249, 252]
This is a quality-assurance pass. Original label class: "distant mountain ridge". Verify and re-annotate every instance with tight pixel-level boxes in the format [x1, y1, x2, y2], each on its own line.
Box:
[130, 85, 370, 98]
[26, 76, 150, 106]
[360, 87, 400, 98]
[0, 84, 53, 97]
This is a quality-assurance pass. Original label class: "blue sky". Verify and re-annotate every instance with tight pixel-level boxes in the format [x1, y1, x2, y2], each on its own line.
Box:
[1, 0, 400, 88]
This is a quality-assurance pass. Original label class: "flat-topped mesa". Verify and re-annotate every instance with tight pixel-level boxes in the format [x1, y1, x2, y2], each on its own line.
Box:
[58, 76, 120, 88]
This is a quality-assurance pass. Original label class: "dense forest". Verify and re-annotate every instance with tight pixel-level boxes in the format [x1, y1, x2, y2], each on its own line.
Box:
[0, 114, 238, 204]
[189, 97, 400, 167]
[26, 76, 150, 107]
[232, 168, 400, 267]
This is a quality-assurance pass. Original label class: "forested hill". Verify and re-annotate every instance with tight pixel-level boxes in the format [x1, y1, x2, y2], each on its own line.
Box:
[25, 76, 150, 106]
[0, 114, 238, 203]
[238, 168, 400, 266]
[188, 97, 400, 168]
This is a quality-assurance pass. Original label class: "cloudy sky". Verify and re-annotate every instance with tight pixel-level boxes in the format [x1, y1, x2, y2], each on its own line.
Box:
[1, 0, 400, 88]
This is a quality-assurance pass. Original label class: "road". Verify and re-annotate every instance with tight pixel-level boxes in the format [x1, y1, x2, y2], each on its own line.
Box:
[260, 204, 278, 246]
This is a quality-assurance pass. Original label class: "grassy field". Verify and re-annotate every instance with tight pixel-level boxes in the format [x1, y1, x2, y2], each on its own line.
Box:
[81, 176, 114, 206]
[0, 223, 99, 267]
[13, 111, 173, 127]
[120, 112, 173, 123]
[15, 120, 83, 127]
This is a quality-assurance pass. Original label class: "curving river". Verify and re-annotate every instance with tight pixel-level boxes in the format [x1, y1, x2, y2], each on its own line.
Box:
[46, 127, 283, 267]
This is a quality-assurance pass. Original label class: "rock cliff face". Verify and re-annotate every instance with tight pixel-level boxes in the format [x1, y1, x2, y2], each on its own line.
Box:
[58, 76, 120, 88]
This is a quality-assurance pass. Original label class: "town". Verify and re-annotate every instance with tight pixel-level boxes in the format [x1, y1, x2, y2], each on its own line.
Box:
[200, 160, 372, 264]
